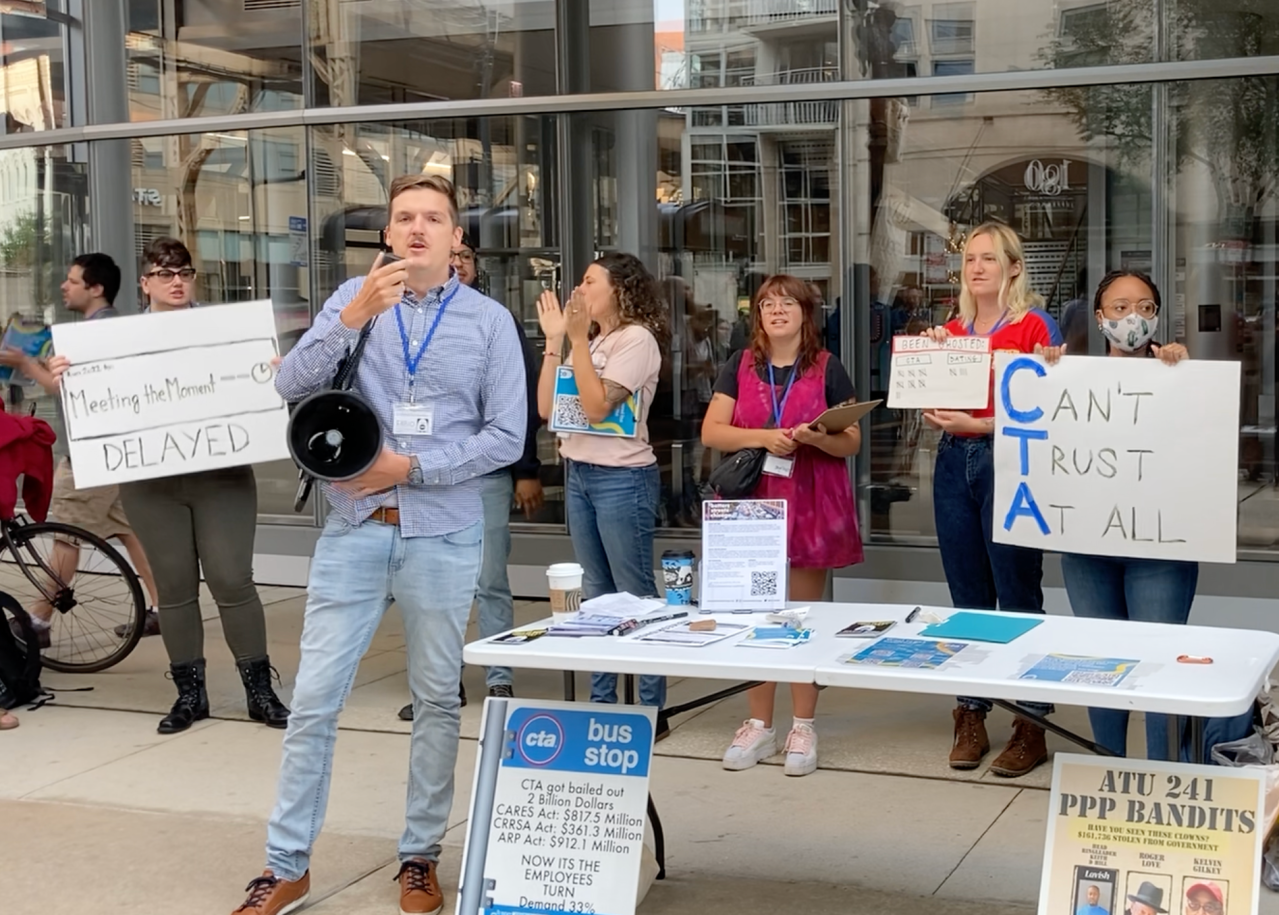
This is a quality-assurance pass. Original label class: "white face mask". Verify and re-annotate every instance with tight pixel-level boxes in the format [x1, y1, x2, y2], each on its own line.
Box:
[1100, 313, 1158, 352]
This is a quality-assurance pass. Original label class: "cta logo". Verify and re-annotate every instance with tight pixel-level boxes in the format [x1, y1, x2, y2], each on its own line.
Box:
[516, 714, 565, 767]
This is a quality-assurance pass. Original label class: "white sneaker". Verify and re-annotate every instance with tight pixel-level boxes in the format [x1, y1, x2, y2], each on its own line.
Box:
[722, 718, 777, 770]
[783, 723, 818, 776]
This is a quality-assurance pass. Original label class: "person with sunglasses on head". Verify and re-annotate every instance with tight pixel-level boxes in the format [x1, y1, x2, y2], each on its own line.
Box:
[49, 238, 288, 737]
[1037, 271, 1198, 760]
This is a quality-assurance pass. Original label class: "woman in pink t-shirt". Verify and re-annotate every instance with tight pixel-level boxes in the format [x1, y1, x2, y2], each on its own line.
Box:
[536, 253, 670, 723]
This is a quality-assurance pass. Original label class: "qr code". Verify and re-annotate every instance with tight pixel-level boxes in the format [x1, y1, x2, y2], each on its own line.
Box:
[750, 571, 778, 597]
[1062, 671, 1123, 687]
[553, 394, 589, 431]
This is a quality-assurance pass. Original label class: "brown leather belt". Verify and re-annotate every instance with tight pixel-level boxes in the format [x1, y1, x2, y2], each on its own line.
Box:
[369, 506, 400, 526]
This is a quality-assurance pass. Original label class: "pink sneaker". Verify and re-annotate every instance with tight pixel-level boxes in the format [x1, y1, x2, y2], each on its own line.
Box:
[722, 718, 777, 770]
[783, 723, 818, 776]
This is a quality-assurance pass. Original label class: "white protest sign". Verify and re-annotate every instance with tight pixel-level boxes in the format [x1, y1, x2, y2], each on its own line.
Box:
[888, 334, 992, 409]
[459, 698, 656, 915]
[52, 300, 290, 488]
[993, 353, 1240, 563]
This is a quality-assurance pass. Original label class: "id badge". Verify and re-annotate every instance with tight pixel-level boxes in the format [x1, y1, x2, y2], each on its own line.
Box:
[762, 454, 794, 478]
[393, 402, 435, 436]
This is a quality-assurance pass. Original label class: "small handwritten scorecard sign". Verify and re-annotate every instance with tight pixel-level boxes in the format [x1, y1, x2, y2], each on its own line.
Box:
[888, 335, 992, 409]
[1038, 754, 1264, 915]
[53, 300, 289, 488]
[993, 354, 1240, 563]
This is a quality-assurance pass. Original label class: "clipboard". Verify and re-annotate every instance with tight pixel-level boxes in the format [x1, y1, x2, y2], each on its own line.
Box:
[807, 399, 881, 433]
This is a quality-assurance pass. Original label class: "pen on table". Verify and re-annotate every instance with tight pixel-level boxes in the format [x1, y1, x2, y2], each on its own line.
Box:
[631, 611, 689, 630]
[905, 606, 923, 623]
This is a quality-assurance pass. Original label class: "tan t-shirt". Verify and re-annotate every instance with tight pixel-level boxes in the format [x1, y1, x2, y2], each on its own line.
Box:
[558, 323, 662, 468]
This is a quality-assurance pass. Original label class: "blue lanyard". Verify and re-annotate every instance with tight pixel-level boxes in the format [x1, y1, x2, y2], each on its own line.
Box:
[394, 286, 456, 392]
[767, 361, 798, 428]
[967, 309, 1009, 336]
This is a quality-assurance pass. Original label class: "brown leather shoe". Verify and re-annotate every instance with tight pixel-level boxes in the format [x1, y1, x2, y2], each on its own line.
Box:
[989, 716, 1049, 777]
[396, 858, 444, 915]
[232, 870, 310, 915]
[949, 706, 990, 769]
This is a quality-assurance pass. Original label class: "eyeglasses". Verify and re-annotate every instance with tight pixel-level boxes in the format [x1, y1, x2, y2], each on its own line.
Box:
[759, 298, 800, 313]
[1104, 298, 1157, 318]
[145, 268, 196, 282]
[450, 250, 475, 263]
[1186, 901, 1222, 914]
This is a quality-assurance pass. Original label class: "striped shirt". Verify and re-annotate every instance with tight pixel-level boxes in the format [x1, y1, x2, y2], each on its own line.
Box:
[275, 271, 526, 538]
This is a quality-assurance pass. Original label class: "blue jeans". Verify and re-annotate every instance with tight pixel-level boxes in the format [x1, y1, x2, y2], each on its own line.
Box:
[933, 434, 1051, 717]
[473, 472, 514, 687]
[565, 459, 666, 709]
[1061, 553, 1198, 759]
[265, 515, 483, 880]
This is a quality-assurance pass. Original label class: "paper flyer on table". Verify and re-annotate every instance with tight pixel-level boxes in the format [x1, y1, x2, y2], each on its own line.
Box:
[636, 620, 751, 647]
[698, 499, 788, 611]
[1019, 654, 1141, 688]
[844, 637, 968, 669]
[1038, 754, 1266, 915]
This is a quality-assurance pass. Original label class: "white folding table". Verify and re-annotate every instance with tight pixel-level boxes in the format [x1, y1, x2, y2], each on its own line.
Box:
[464, 601, 1279, 878]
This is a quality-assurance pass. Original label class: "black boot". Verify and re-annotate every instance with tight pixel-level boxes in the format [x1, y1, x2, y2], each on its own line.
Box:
[158, 658, 209, 734]
[238, 656, 290, 729]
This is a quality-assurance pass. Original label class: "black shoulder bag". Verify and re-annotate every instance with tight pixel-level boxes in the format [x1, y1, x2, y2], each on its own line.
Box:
[290, 318, 377, 512]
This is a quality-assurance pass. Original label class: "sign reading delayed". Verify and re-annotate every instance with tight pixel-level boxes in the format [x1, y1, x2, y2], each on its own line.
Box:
[53, 300, 290, 488]
[992, 353, 1240, 564]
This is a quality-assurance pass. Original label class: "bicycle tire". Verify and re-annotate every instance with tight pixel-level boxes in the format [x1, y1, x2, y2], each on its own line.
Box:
[7, 520, 147, 673]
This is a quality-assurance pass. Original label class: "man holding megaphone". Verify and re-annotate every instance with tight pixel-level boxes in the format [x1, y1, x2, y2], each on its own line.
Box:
[233, 174, 526, 915]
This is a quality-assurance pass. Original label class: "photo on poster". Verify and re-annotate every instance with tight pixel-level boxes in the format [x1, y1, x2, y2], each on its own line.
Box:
[1180, 878, 1227, 915]
[1072, 866, 1117, 915]
[1123, 875, 1172, 915]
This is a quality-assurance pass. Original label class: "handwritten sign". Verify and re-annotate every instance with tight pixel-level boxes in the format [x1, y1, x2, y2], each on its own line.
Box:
[993, 354, 1240, 563]
[1038, 754, 1264, 915]
[52, 300, 289, 488]
[888, 335, 992, 409]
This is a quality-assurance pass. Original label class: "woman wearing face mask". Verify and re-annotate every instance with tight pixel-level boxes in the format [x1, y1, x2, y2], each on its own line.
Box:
[1039, 270, 1194, 759]
[921, 221, 1063, 778]
[536, 253, 670, 729]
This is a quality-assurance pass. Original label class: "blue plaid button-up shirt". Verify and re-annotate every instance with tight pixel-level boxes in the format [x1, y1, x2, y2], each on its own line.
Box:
[276, 271, 526, 538]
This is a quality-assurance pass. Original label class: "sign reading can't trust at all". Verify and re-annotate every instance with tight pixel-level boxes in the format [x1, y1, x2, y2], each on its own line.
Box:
[992, 353, 1240, 564]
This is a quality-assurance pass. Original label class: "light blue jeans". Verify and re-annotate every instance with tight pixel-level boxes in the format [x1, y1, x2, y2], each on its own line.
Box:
[265, 515, 483, 880]
[565, 459, 666, 709]
[472, 471, 515, 687]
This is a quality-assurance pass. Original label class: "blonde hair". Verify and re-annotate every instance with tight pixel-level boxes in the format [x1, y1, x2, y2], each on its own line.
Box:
[957, 222, 1043, 325]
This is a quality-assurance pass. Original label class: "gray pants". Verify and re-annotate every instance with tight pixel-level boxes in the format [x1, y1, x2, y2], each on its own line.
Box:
[119, 465, 266, 665]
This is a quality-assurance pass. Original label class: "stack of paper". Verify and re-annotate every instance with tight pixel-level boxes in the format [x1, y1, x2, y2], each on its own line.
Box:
[740, 626, 813, 649]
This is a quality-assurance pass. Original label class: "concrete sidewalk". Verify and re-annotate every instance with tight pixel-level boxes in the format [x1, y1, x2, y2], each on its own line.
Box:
[4, 588, 1275, 915]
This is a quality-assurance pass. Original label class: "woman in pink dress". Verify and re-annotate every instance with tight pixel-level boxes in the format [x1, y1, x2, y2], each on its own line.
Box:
[701, 274, 863, 776]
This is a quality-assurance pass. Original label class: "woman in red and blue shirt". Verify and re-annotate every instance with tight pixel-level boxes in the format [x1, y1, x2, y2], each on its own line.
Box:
[921, 221, 1062, 779]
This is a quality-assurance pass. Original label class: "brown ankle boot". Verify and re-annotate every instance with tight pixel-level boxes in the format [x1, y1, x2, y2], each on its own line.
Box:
[949, 706, 990, 769]
[990, 716, 1049, 777]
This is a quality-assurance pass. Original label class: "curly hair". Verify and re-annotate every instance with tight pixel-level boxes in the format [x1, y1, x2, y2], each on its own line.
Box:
[593, 252, 670, 348]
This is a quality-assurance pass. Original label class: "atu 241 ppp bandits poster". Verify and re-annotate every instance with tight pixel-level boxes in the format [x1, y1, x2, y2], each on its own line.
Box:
[1039, 755, 1267, 915]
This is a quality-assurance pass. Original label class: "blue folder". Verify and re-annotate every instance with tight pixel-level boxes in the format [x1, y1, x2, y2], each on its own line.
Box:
[918, 611, 1042, 644]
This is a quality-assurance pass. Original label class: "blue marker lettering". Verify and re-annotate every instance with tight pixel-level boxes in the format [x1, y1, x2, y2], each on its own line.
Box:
[1000, 356, 1046, 424]
[1001, 426, 1048, 476]
[1003, 481, 1050, 535]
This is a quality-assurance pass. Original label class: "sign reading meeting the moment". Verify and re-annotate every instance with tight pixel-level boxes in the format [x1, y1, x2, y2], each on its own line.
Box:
[460, 699, 655, 915]
[993, 353, 1240, 564]
[1038, 754, 1265, 915]
[53, 300, 289, 488]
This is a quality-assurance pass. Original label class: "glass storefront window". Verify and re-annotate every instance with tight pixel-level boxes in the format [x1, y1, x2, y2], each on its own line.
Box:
[1, 2, 71, 132]
[124, 0, 304, 122]
[857, 85, 1153, 543]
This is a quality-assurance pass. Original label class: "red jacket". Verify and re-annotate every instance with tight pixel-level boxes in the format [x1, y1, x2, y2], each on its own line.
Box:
[0, 412, 55, 522]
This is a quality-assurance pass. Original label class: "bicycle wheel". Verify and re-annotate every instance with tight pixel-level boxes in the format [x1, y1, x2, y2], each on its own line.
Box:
[0, 521, 147, 673]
